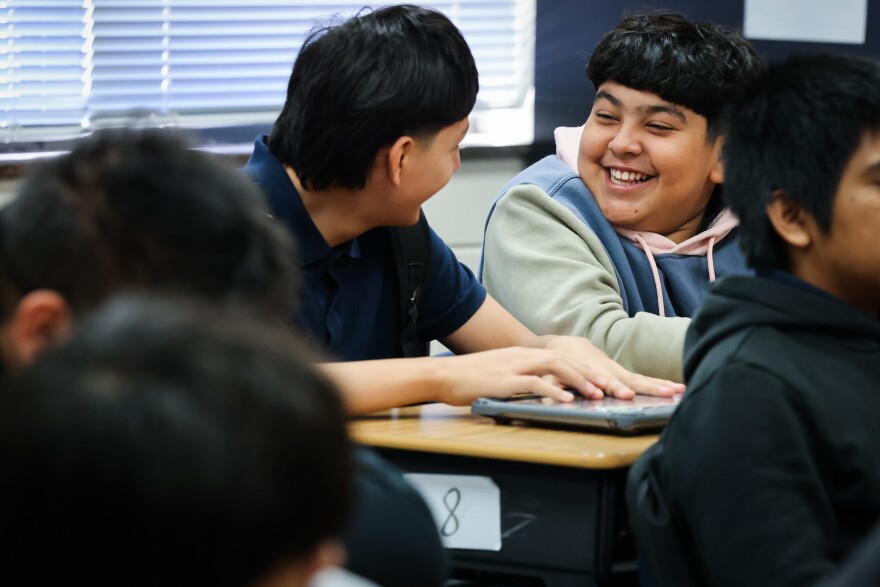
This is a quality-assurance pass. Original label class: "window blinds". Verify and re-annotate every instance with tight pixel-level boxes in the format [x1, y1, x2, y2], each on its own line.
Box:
[1, 0, 534, 151]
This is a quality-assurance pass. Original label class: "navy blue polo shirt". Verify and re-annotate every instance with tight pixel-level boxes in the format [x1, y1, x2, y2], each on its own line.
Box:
[243, 136, 486, 361]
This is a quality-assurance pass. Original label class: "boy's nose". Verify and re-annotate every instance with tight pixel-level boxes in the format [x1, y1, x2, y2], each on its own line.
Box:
[608, 125, 643, 157]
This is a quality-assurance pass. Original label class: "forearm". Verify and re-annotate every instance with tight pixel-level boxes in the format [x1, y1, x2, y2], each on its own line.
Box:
[319, 359, 446, 416]
[319, 351, 584, 413]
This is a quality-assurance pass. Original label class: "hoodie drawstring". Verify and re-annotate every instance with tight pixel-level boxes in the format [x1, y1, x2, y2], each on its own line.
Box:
[632, 233, 666, 318]
[631, 234, 719, 316]
[707, 236, 717, 282]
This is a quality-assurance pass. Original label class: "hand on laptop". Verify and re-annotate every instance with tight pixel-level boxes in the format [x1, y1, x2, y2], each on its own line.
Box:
[435, 338, 683, 407]
[542, 336, 685, 399]
[435, 346, 605, 406]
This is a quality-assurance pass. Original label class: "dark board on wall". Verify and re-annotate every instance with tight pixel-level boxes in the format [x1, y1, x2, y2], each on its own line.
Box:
[532, 0, 879, 161]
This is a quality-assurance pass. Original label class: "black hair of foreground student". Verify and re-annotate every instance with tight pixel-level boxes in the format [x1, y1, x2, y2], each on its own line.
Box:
[0, 294, 352, 587]
[0, 128, 297, 322]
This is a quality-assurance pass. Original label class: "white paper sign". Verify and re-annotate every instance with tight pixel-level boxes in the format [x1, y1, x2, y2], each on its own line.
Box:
[744, 0, 868, 45]
[404, 473, 501, 551]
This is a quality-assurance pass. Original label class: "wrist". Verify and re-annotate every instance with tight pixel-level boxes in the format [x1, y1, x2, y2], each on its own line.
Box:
[420, 355, 452, 404]
[522, 334, 554, 350]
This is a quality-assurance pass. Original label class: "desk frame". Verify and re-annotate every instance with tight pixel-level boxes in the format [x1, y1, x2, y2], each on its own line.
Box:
[352, 405, 651, 587]
[374, 448, 637, 587]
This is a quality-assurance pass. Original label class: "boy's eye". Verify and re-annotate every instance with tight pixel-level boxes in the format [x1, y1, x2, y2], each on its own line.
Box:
[647, 123, 673, 132]
[595, 112, 618, 122]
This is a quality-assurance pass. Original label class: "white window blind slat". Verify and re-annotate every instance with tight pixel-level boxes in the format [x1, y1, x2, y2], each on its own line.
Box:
[92, 36, 303, 50]
[2, 3, 88, 132]
[91, 51, 295, 66]
[90, 66, 291, 80]
[1, 0, 534, 150]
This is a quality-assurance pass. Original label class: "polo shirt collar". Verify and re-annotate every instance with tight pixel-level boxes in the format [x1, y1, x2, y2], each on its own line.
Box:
[248, 136, 365, 266]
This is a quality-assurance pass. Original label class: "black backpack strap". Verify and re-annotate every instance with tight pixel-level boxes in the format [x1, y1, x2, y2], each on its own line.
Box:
[388, 209, 432, 357]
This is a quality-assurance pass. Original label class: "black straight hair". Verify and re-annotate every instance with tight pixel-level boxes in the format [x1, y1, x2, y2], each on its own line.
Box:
[268, 4, 478, 190]
[723, 53, 880, 269]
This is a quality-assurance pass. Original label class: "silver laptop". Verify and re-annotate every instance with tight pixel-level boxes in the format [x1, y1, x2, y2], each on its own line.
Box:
[471, 393, 683, 434]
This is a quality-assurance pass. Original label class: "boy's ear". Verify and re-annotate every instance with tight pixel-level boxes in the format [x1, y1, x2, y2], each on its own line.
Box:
[709, 138, 724, 184]
[766, 190, 812, 249]
[385, 135, 415, 188]
[7, 290, 73, 367]
[709, 157, 724, 185]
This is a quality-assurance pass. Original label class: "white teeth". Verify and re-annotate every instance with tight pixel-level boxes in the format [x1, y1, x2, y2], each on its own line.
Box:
[609, 168, 650, 184]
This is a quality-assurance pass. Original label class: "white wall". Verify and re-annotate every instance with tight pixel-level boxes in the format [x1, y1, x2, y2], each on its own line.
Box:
[423, 156, 525, 274]
[423, 155, 526, 354]
[0, 179, 17, 207]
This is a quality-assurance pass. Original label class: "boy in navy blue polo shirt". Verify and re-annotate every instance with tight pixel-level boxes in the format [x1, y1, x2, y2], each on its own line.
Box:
[244, 4, 683, 415]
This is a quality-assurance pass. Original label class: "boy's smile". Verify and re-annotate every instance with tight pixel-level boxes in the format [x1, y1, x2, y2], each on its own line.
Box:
[578, 81, 724, 243]
[607, 167, 653, 186]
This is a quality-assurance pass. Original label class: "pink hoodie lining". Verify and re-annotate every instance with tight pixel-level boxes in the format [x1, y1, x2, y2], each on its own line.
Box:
[555, 125, 582, 172]
[615, 211, 738, 256]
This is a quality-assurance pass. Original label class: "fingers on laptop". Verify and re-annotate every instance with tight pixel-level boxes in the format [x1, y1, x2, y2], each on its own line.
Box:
[444, 347, 682, 405]
[606, 365, 685, 398]
[441, 348, 600, 404]
[539, 336, 682, 399]
[487, 348, 602, 401]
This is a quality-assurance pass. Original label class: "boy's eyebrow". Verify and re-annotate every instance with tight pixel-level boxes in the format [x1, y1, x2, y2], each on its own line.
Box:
[642, 104, 687, 123]
[594, 90, 687, 123]
[595, 90, 622, 107]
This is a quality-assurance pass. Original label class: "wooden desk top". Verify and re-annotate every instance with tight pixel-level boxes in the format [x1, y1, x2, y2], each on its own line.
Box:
[350, 403, 659, 470]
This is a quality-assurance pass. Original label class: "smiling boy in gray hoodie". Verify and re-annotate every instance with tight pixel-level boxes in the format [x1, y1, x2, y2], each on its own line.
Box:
[481, 12, 763, 381]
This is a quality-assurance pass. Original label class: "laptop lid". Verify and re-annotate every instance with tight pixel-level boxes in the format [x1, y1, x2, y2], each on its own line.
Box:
[471, 394, 683, 435]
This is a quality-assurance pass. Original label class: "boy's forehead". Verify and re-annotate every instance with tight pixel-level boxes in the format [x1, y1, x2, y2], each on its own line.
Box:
[421, 117, 469, 144]
[594, 81, 704, 123]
